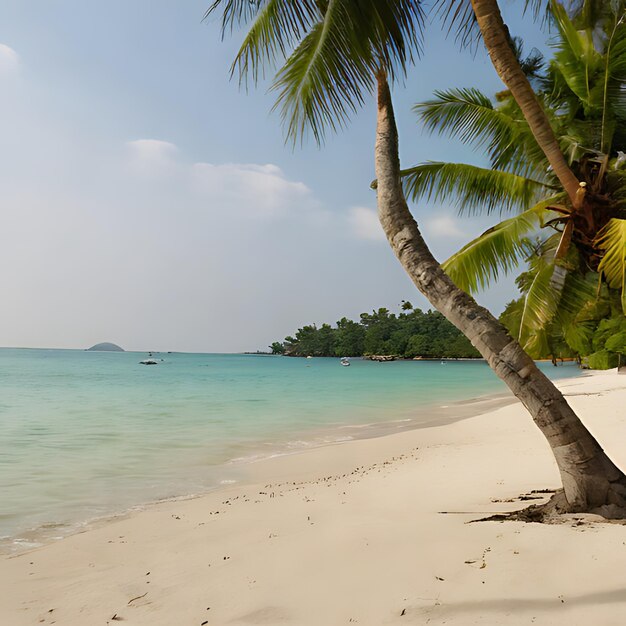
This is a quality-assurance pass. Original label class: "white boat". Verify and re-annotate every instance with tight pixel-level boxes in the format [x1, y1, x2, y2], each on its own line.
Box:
[340, 357, 350, 367]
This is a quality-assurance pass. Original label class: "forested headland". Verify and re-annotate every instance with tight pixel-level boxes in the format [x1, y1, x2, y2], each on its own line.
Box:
[270, 303, 481, 359]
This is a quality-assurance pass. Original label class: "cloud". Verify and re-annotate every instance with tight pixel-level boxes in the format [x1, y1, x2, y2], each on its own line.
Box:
[422, 214, 465, 239]
[124, 139, 314, 219]
[347, 206, 385, 241]
[0, 44, 19, 76]
[191, 162, 312, 219]
[128, 138, 178, 159]
[126, 139, 179, 176]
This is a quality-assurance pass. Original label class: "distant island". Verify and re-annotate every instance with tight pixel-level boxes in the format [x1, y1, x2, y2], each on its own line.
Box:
[86, 342, 125, 352]
[270, 303, 481, 359]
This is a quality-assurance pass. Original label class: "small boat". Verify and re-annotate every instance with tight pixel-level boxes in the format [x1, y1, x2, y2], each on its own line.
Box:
[340, 357, 351, 367]
[140, 359, 158, 365]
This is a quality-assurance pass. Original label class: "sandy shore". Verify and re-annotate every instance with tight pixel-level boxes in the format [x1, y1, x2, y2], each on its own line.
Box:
[2, 370, 626, 625]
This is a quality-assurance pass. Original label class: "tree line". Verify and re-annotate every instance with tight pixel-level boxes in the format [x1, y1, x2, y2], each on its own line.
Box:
[270, 303, 481, 359]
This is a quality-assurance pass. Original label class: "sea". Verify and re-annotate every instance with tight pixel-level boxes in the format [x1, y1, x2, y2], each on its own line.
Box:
[0, 348, 579, 552]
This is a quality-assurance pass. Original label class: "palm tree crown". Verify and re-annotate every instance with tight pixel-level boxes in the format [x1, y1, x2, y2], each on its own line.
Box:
[205, 0, 425, 143]
[404, 2, 626, 357]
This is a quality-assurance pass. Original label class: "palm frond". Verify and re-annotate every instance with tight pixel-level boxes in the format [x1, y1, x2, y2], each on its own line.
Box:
[605, 330, 626, 352]
[270, 4, 371, 143]
[415, 88, 502, 140]
[561, 318, 596, 354]
[400, 162, 554, 215]
[519, 250, 597, 357]
[228, 0, 319, 83]
[601, 10, 626, 151]
[414, 87, 553, 177]
[608, 28, 626, 85]
[206, 0, 268, 30]
[432, 0, 478, 50]
[523, 0, 551, 22]
[364, 0, 426, 81]
[208, 0, 424, 143]
[553, 271, 607, 354]
[550, 2, 605, 116]
[596, 217, 626, 313]
[269, 0, 424, 143]
[432, 0, 554, 51]
[441, 200, 556, 293]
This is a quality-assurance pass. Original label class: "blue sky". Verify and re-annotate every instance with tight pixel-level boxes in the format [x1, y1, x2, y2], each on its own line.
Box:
[0, 1, 552, 352]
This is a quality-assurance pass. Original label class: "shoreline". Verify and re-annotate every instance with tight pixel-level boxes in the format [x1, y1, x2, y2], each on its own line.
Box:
[0, 384, 529, 556]
[5, 352, 573, 552]
[3, 371, 623, 625]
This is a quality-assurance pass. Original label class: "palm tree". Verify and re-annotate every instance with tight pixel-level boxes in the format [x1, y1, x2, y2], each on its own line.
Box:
[403, 4, 626, 359]
[468, 0, 582, 201]
[206, 0, 626, 516]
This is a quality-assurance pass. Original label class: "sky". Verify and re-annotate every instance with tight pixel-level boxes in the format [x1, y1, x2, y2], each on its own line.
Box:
[0, 1, 553, 353]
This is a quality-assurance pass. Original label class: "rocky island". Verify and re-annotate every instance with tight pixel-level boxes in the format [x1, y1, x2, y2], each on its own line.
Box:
[86, 342, 124, 352]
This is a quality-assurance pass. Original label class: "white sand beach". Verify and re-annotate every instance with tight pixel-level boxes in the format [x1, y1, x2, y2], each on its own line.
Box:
[2, 370, 626, 625]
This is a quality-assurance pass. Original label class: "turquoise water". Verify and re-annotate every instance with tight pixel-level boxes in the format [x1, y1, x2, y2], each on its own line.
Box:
[0, 349, 579, 550]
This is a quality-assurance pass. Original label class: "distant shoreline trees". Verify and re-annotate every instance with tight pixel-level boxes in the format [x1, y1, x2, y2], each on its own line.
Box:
[270, 304, 481, 359]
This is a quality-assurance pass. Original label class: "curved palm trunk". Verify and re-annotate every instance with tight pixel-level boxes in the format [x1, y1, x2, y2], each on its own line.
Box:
[470, 0, 581, 206]
[375, 72, 626, 517]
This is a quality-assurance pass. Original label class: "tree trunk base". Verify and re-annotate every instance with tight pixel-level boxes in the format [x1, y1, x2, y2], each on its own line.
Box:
[476, 489, 626, 524]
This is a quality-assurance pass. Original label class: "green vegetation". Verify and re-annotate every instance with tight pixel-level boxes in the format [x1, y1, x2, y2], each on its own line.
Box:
[500, 276, 626, 367]
[404, 5, 626, 368]
[271, 304, 480, 359]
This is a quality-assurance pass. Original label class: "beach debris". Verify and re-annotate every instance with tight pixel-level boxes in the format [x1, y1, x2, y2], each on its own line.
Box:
[110, 614, 123, 621]
[400, 608, 406, 616]
[435, 576, 445, 581]
[480, 547, 491, 569]
[127, 592, 148, 605]
[201, 621, 209, 625]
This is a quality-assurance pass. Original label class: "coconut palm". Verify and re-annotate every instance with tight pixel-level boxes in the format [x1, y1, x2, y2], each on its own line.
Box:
[404, 3, 626, 358]
[206, 0, 626, 516]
